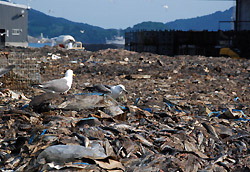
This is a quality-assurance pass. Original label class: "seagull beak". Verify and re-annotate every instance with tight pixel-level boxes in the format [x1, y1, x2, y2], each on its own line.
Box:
[73, 74, 76, 77]
[123, 89, 128, 94]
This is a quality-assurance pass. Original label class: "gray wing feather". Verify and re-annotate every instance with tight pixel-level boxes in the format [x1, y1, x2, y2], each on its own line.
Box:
[39, 78, 69, 92]
[86, 84, 112, 94]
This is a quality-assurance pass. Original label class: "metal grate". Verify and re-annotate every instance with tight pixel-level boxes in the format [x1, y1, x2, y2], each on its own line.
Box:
[0, 52, 41, 91]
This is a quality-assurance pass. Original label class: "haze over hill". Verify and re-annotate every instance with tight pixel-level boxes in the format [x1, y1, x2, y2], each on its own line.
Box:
[28, 7, 234, 44]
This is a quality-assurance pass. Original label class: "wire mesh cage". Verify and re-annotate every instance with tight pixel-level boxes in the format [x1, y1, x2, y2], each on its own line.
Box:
[0, 52, 41, 91]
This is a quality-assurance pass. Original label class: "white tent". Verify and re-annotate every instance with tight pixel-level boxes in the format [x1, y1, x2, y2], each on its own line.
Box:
[53, 35, 75, 45]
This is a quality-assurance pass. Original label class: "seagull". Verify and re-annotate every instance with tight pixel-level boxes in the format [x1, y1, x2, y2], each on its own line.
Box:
[163, 5, 169, 9]
[36, 69, 73, 94]
[84, 84, 127, 99]
[0, 65, 15, 77]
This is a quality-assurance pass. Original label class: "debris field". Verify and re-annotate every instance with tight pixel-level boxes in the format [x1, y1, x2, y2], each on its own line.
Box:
[0, 46, 250, 171]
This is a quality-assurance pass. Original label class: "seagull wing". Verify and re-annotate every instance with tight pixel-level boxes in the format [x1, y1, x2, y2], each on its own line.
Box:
[39, 78, 69, 93]
[94, 84, 112, 93]
[85, 84, 112, 94]
[103, 84, 112, 89]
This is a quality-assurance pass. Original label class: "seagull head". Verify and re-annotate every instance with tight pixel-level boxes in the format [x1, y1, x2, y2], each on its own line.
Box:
[65, 69, 74, 78]
[116, 84, 128, 94]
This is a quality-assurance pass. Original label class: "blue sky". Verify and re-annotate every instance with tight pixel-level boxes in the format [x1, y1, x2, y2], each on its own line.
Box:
[12, 0, 235, 29]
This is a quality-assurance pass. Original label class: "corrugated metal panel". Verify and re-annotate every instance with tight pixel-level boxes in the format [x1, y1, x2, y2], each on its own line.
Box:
[0, 2, 28, 47]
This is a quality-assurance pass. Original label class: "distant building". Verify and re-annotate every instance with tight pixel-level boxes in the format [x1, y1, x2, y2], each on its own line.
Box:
[236, 0, 250, 31]
[0, 1, 29, 48]
[125, 30, 250, 58]
[125, 30, 219, 57]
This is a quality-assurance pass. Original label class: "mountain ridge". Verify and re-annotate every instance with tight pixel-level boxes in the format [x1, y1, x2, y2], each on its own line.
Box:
[28, 7, 234, 44]
[166, 8, 234, 31]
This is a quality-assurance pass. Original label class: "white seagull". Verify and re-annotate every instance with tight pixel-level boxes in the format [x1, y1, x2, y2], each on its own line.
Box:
[163, 5, 169, 9]
[85, 84, 127, 99]
[37, 69, 73, 93]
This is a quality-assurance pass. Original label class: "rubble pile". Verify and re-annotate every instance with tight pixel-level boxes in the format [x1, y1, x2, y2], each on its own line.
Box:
[0, 47, 250, 171]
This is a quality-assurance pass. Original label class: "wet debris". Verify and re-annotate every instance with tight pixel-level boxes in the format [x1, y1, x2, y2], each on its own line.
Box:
[0, 47, 250, 171]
